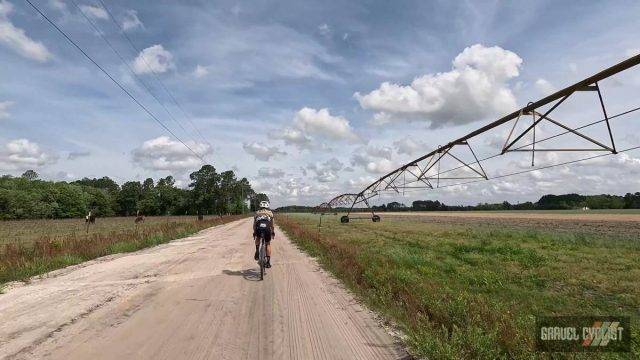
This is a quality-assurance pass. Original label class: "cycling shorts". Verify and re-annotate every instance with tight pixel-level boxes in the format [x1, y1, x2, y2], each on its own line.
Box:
[255, 226, 272, 243]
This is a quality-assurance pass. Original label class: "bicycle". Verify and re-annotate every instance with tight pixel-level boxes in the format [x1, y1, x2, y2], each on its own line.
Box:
[257, 233, 267, 280]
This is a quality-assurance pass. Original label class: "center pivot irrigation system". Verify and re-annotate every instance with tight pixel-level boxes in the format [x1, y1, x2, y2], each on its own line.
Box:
[317, 54, 640, 223]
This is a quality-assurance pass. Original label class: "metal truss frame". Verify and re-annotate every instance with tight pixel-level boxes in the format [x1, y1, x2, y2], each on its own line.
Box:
[320, 54, 640, 222]
[315, 192, 381, 222]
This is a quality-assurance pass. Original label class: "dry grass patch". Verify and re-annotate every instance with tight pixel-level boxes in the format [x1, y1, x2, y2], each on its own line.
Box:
[1, 215, 246, 284]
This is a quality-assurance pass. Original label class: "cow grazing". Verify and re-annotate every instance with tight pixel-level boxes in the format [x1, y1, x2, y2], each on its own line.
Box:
[85, 211, 96, 224]
[85, 211, 96, 233]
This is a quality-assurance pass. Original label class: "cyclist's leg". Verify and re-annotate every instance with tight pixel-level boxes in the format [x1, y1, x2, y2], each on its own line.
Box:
[254, 235, 260, 260]
[265, 232, 272, 267]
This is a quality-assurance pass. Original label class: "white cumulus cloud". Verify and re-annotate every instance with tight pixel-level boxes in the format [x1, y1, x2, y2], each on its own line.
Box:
[346, 176, 376, 190]
[242, 142, 286, 161]
[122, 9, 143, 31]
[0, 138, 57, 170]
[393, 137, 424, 156]
[351, 145, 396, 174]
[79, 4, 108, 20]
[307, 157, 344, 182]
[132, 44, 175, 74]
[275, 107, 358, 150]
[293, 107, 357, 140]
[132, 136, 210, 171]
[364, 158, 395, 174]
[0, 1, 52, 62]
[277, 127, 312, 149]
[253, 176, 334, 205]
[355, 44, 522, 128]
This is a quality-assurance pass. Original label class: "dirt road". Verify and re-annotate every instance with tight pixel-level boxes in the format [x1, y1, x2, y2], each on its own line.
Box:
[0, 219, 406, 360]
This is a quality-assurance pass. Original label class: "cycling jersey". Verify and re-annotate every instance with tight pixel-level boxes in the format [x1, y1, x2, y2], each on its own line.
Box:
[253, 209, 275, 241]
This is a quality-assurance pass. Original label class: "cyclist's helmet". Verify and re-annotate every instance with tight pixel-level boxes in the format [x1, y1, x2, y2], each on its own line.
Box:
[259, 200, 270, 209]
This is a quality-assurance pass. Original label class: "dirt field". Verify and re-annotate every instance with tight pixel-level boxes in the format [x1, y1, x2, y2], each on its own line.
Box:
[379, 210, 640, 222]
[349, 211, 640, 239]
[0, 218, 407, 360]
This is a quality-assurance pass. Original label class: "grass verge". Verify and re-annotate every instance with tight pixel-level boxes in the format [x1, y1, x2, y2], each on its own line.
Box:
[278, 214, 639, 359]
[0, 215, 245, 285]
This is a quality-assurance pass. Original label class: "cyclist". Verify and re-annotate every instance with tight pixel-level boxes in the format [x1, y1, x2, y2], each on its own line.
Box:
[253, 200, 275, 268]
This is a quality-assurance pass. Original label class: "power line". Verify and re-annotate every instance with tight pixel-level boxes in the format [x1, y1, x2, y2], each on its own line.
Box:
[24, 0, 207, 164]
[96, 0, 213, 150]
[70, 0, 207, 160]
[96, 0, 230, 170]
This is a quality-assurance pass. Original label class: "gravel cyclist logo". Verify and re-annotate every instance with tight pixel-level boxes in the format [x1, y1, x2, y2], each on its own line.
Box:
[536, 316, 630, 352]
[581, 321, 624, 347]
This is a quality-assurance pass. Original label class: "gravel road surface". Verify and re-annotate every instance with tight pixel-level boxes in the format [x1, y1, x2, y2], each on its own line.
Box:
[0, 218, 407, 360]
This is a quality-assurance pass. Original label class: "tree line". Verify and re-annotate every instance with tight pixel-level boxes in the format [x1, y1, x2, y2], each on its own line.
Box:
[405, 193, 640, 211]
[0, 166, 269, 220]
[277, 192, 640, 212]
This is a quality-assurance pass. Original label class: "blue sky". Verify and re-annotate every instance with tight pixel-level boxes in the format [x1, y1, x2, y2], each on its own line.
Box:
[1, 0, 640, 206]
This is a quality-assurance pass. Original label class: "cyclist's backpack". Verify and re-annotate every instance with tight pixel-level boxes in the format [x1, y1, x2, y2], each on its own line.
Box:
[255, 214, 272, 231]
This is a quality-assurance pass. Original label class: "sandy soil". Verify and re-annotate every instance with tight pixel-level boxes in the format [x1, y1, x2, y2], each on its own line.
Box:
[0, 219, 407, 360]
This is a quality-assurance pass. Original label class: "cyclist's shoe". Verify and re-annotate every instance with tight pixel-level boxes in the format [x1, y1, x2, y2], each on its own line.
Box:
[254, 250, 259, 261]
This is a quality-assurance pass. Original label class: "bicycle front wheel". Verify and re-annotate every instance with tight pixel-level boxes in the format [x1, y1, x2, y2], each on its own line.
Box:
[260, 260, 264, 280]
[259, 240, 266, 280]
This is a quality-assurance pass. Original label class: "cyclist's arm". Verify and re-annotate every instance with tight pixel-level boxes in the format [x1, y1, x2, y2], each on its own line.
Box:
[270, 215, 275, 236]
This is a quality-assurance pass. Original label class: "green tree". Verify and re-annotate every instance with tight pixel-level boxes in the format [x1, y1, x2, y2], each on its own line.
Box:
[138, 178, 159, 215]
[0, 166, 255, 219]
[118, 181, 142, 216]
[189, 165, 220, 215]
[84, 187, 114, 217]
[386, 201, 406, 210]
[73, 176, 119, 193]
[624, 192, 640, 209]
[218, 170, 237, 214]
[51, 183, 87, 218]
[73, 177, 121, 215]
[234, 177, 252, 214]
[156, 176, 180, 215]
[21, 170, 39, 180]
